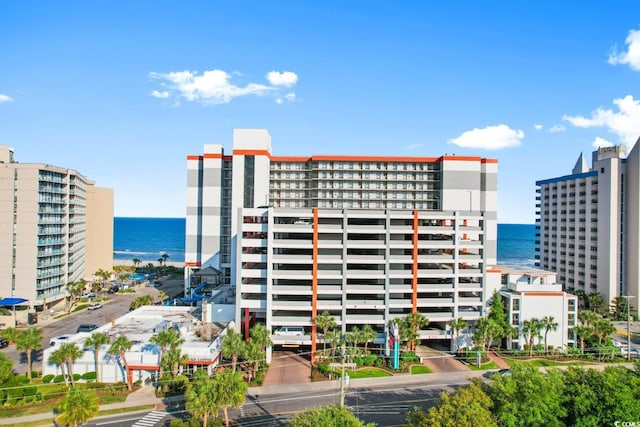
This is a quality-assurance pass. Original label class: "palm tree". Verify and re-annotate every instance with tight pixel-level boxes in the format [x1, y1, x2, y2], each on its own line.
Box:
[593, 318, 616, 345]
[185, 370, 218, 426]
[360, 324, 377, 354]
[572, 324, 590, 354]
[221, 329, 245, 372]
[215, 369, 248, 427]
[449, 318, 468, 352]
[55, 386, 99, 427]
[250, 323, 273, 350]
[150, 329, 184, 377]
[244, 340, 263, 382]
[157, 290, 168, 303]
[588, 292, 604, 314]
[0, 353, 13, 384]
[15, 327, 43, 381]
[85, 332, 110, 382]
[108, 335, 133, 390]
[314, 311, 337, 356]
[346, 326, 361, 355]
[50, 347, 69, 386]
[59, 342, 83, 386]
[161, 253, 169, 266]
[132, 258, 141, 269]
[541, 315, 559, 353]
[164, 346, 189, 377]
[522, 318, 542, 356]
[405, 312, 429, 351]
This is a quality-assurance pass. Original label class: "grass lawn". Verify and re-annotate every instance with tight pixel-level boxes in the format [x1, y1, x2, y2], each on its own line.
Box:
[467, 361, 500, 371]
[411, 365, 432, 374]
[346, 368, 392, 379]
[504, 358, 591, 368]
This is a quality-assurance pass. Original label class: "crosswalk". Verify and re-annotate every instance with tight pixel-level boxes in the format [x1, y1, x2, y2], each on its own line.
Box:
[131, 410, 167, 427]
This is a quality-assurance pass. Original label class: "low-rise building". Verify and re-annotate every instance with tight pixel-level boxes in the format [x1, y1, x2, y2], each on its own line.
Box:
[43, 306, 229, 385]
[498, 265, 578, 352]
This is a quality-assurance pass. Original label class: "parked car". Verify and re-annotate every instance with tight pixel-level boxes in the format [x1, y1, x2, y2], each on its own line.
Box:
[273, 326, 305, 336]
[81, 292, 95, 299]
[88, 303, 103, 310]
[76, 324, 99, 333]
[50, 335, 73, 347]
[108, 285, 120, 294]
[0, 338, 8, 348]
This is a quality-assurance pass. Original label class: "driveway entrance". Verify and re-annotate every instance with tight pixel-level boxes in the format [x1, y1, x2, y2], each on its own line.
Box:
[262, 350, 312, 386]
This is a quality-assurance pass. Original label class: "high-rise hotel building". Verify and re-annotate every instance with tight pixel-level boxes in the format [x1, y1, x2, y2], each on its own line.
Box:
[536, 140, 640, 310]
[0, 145, 114, 314]
[186, 129, 499, 349]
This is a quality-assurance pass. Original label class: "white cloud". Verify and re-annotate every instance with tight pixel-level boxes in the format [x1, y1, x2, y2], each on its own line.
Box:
[150, 68, 298, 105]
[448, 124, 524, 150]
[593, 137, 614, 149]
[562, 95, 640, 146]
[266, 71, 298, 87]
[0, 94, 14, 103]
[150, 90, 170, 99]
[549, 124, 566, 133]
[275, 92, 296, 104]
[608, 29, 640, 71]
[534, 124, 543, 130]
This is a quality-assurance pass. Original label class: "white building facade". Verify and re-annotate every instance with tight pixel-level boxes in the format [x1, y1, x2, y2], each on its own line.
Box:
[536, 140, 640, 312]
[185, 129, 500, 352]
[498, 266, 578, 351]
[0, 145, 113, 317]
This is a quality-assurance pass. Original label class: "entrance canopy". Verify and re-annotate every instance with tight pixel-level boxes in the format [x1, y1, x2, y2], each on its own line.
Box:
[0, 297, 28, 306]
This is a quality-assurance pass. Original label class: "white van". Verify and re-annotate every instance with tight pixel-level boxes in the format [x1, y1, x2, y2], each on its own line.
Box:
[274, 326, 305, 336]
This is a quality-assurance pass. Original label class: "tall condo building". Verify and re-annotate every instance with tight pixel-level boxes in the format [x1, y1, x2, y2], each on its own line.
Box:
[186, 129, 499, 351]
[536, 140, 640, 311]
[0, 145, 114, 315]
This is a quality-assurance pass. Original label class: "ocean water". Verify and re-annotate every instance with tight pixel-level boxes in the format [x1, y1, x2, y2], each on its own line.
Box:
[113, 217, 186, 263]
[496, 223, 537, 266]
[114, 218, 537, 266]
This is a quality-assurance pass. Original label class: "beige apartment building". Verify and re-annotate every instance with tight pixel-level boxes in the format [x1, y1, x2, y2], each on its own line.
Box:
[0, 145, 113, 316]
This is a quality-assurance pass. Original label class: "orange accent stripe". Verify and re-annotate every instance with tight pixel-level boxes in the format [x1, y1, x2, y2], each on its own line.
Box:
[203, 153, 223, 159]
[185, 261, 201, 267]
[128, 365, 160, 371]
[441, 156, 483, 162]
[481, 159, 498, 164]
[270, 156, 313, 162]
[311, 208, 318, 362]
[233, 149, 271, 157]
[412, 211, 418, 313]
[223, 155, 232, 161]
[311, 155, 440, 163]
[187, 155, 202, 161]
[486, 269, 501, 273]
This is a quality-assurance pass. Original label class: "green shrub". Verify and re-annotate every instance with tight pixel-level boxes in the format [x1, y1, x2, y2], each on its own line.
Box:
[401, 351, 420, 363]
[82, 371, 97, 380]
[23, 385, 37, 397]
[0, 389, 6, 405]
[53, 374, 65, 383]
[5, 386, 24, 405]
[317, 363, 331, 376]
[15, 375, 29, 384]
[73, 373, 81, 382]
[42, 374, 55, 383]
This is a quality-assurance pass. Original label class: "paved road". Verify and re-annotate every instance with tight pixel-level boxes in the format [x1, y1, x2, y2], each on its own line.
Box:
[1, 277, 185, 375]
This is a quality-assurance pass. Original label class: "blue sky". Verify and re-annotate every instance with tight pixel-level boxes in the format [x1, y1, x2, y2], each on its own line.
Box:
[1, 1, 640, 223]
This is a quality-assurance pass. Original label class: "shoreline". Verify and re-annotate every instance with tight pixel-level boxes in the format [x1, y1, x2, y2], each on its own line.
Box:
[113, 259, 184, 268]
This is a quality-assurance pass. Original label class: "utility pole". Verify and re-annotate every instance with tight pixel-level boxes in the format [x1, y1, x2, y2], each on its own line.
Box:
[627, 296, 634, 361]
